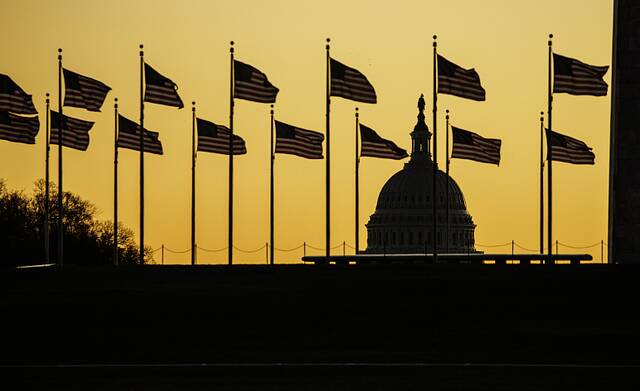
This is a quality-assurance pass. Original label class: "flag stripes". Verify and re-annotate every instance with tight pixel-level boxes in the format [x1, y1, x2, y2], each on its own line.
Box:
[546, 129, 595, 164]
[117, 114, 163, 155]
[50, 110, 94, 151]
[143, 63, 184, 108]
[233, 60, 279, 103]
[437, 55, 486, 101]
[0, 74, 37, 115]
[553, 53, 608, 96]
[0, 110, 39, 144]
[330, 58, 377, 104]
[359, 123, 407, 160]
[197, 118, 246, 155]
[63, 68, 111, 112]
[274, 120, 324, 159]
[451, 126, 501, 165]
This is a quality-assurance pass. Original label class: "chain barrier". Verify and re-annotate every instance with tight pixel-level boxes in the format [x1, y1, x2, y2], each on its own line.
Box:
[196, 245, 227, 253]
[233, 244, 266, 254]
[513, 242, 544, 252]
[274, 244, 304, 252]
[150, 239, 606, 259]
[557, 241, 602, 250]
[476, 242, 512, 248]
[164, 247, 190, 254]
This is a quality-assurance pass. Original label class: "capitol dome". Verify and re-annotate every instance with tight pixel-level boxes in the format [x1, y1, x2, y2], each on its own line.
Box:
[365, 95, 477, 254]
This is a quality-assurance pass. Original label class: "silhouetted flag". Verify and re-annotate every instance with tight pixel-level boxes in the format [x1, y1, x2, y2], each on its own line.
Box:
[330, 58, 377, 103]
[143, 63, 184, 108]
[546, 129, 595, 165]
[553, 53, 608, 96]
[63, 68, 111, 112]
[117, 114, 163, 155]
[0, 110, 39, 144]
[451, 126, 501, 165]
[274, 120, 324, 159]
[234, 60, 279, 103]
[360, 124, 407, 160]
[197, 118, 246, 155]
[437, 55, 486, 101]
[50, 110, 94, 151]
[0, 74, 37, 115]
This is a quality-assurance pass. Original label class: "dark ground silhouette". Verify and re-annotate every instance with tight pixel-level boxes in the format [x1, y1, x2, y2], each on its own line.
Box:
[1, 263, 639, 389]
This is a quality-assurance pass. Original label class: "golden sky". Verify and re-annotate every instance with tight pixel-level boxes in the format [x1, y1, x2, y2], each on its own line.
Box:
[0, 0, 613, 263]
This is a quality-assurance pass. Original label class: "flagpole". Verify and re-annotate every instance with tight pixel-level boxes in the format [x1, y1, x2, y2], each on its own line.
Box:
[139, 44, 145, 265]
[270, 104, 275, 265]
[229, 41, 235, 265]
[432, 35, 438, 263]
[540, 111, 544, 256]
[191, 101, 196, 265]
[43, 92, 51, 263]
[114, 98, 119, 266]
[325, 37, 331, 262]
[355, 107, 359, 255]
[57, 48, 64, 267]
[44, 93, 50, 264]
[445, 109, 450, 253]
[547, 34, 553, 265]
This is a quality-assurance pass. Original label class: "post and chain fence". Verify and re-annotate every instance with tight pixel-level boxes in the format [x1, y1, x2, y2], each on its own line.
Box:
[149, 239, 608, 264]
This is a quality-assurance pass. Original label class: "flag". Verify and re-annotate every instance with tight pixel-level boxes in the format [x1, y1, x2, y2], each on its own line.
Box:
[553, 53, 608, 96]
[233, 60, 279, 103]
[196, 118, 246, 155]
[437, 54, 486, 101]
[0, 110, 39, 144]
[330, 58, 377, 103]
[50, 111, 94, 151]
[63, 68, 111, 112]
[143, 63, 184, 108]
[274, 120, 324, 159]
[546, 129, 595, 165]
[0, 74, 37, 115]
[117, 114, 163, 155]
[359, 124, 407, 160]
[451, 126, 501, 165]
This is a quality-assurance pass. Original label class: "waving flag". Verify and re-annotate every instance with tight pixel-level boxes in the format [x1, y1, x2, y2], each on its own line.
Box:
[117, 114, 163, 155]
[275, 120, 324, 159]
[553, 53, 608, 96]
[50, 111, 94, 151]
[451, 126, 501, 165]
[0, 74, 37, 115]
[234, 60, 279, 103]
[63, 68, 111, 112]
[330, 58, 377, 103]
[0, 110, 39, 144]
[143, 63, 184, 108]
[197, 118, 246, 155]
[359, 124, 407, 160]
[437, 55, 486, 101]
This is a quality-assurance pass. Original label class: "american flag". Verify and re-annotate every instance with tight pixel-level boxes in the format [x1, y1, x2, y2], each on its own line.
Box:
[63, 68, 111, 112]
[546, 129, 595, 165]
[50, 110, 94, 151]
[117, 114, 163, 155]
[0, 74, 37, 115]
[0, 110, 39, 145]
[359, 123, 407, 160]
[330, 58, 377, 104]
[197, 118, 246, 155]
[234, 60, 279, 103]
[553, 53, 608, 96]
[437, 54, 486, 101]
[274, 120, 324, 159]
[143, 63, 184, 108]
[451, 126, 501, 165]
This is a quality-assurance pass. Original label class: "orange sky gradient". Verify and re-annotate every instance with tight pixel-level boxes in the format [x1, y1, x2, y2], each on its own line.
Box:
[0, 0, 613, 263]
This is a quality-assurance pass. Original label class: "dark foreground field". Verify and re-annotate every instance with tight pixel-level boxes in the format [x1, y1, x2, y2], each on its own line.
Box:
[1, 263, 639, 390]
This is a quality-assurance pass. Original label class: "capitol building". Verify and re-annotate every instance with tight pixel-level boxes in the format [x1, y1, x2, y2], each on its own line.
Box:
[365, 95, 477, 254]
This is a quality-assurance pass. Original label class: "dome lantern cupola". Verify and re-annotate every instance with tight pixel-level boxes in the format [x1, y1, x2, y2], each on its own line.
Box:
[410, 94, 432, 163]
